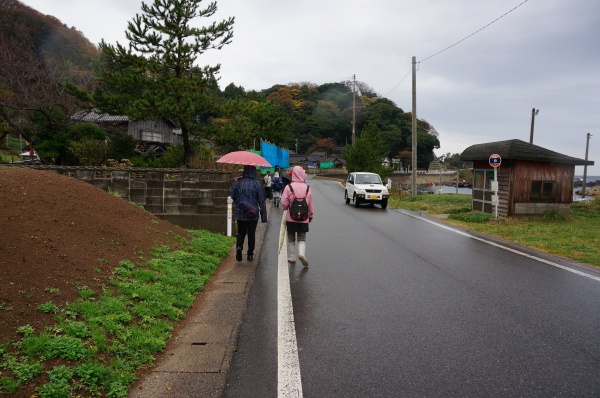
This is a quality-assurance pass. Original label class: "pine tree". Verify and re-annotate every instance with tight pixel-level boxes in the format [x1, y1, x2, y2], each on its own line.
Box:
[342, 123, 389, 175]
[92, 0, 234, 164]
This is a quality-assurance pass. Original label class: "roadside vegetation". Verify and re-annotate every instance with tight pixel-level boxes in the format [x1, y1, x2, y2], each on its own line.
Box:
[0, 230, 235, 397]
[389, 192, 600, 267]
[0, 137, 21, 163]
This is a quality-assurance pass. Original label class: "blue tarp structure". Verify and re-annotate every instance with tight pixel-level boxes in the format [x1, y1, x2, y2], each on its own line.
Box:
[259, 141, 289, 173]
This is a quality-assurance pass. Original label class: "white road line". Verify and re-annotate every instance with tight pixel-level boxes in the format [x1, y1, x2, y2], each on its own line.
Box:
[400, 210, 600, 283]
[277, 213, 303, 397]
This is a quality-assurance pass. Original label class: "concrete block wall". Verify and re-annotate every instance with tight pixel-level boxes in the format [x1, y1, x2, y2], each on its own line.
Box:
[10, 165, 233, 234]
[514, 202, 570, 216]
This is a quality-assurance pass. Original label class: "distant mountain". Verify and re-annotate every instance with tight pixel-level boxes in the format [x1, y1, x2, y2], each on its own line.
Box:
[0, 0, 99, 78]
[0, 0, 100, 145]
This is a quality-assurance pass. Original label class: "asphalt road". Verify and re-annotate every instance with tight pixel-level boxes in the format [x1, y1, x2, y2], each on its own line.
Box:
[224, 177, 600, 397]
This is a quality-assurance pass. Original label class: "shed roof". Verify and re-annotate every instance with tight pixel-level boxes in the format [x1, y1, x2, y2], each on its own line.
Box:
[73, 111, 129, 123]
[461, 139, 594, 166]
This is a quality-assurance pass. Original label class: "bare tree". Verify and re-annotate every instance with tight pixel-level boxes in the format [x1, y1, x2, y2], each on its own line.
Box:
[0, 34, 95, 143]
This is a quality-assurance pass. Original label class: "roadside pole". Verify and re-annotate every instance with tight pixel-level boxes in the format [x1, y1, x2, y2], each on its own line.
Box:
[489, 154, 502, 219]
[411, 56, 417, 197]
[227, 196, 233, 236]
[581, 132, 592, 197]
[494, 167, 498, 218]
[456, 171, 459, 194]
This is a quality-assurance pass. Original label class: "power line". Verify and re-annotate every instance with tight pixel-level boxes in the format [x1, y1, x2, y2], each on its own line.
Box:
[383, 68, 411, 98]
[419, 0, 530, 63]
[383, 0, 529, 98]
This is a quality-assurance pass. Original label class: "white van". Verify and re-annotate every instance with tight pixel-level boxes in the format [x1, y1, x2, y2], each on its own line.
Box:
[345, 172, 389, 209]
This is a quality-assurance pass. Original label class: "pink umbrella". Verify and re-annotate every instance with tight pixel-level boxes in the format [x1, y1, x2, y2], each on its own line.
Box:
[216, 151, 271, 167]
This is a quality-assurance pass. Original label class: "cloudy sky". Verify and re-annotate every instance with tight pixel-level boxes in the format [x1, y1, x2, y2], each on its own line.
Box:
[22, 0, 600, 176]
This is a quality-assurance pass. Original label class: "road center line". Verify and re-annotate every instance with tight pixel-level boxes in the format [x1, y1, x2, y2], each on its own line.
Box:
[400, 210, 600, 283]
[277, 213, 303, 397]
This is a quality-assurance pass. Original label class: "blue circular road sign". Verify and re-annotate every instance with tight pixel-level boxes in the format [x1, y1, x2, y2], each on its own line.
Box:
[489, 154, 502, 167]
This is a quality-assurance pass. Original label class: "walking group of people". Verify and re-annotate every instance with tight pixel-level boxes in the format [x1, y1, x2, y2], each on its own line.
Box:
[230, 165, 314, 266]
[263, 170, 286, 208]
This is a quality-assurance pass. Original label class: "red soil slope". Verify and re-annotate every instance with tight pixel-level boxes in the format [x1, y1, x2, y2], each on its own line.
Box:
[0, 167, 191, 344]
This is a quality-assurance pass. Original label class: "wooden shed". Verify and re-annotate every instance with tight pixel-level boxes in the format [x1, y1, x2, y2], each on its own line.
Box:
[75, 111, 180, 145]
[461, 139, 594, 217]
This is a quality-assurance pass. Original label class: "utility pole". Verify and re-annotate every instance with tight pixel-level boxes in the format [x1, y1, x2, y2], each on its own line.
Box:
[411, 56, 417, 197]
[529, 108, 539, 144]
[581, 132, 592, 197]
[352, 74, 356, 145]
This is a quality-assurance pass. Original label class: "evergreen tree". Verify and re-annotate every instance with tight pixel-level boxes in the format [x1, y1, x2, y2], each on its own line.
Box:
[92, 0, 234, 164]
[342, 123, 389, 176]
[209, 98, 294, 152]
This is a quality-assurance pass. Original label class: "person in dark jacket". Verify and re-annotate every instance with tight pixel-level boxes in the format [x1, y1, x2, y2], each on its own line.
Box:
[231, 165, 267, 261]
[271, 172, 284, 207]
[281, 170, 292, 190]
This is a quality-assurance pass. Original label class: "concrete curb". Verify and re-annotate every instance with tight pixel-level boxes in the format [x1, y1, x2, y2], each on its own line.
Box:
[129, 203, 273, 398]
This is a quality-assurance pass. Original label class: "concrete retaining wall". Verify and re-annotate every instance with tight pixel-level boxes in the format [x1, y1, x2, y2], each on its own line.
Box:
[6, 165, 233, 234]
[514, 202, 570, 216]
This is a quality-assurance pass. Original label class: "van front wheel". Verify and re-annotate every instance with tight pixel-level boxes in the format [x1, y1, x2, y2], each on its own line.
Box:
[381, 199, 388, 209]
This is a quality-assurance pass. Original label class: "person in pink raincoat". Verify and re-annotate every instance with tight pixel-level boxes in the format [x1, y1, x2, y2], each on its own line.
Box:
[280, 166, 314, 266]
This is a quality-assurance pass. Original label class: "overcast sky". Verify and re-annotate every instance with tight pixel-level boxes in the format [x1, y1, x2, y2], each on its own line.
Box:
[22, 0, 600, 176]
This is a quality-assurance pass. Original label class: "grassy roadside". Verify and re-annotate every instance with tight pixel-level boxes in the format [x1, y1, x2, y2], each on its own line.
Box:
[0, 230, 235, 397]
[1, 137, 21, 163]
[388, 192, 600, 267]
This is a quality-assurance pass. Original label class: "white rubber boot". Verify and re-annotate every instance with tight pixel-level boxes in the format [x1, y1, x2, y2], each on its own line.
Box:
[287, 242, 296, 264]
[298, 241, 309, 267]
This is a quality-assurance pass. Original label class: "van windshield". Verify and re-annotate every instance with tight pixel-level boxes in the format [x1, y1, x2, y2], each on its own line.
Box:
[356, 174, 381, 184]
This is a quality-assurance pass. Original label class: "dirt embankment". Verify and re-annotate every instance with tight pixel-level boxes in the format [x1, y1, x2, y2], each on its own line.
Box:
[0, 167, 191, 344]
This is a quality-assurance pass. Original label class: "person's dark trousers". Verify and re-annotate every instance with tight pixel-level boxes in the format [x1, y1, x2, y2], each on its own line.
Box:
[236, 219, 259, 255]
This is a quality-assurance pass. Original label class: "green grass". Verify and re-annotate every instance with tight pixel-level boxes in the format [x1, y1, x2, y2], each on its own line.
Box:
[389, 191, 473, 214]
[0, 153, 16, 162]
[0, 229, 235, 397]
[0, 137, 21, 162]
[389, 192, 600, 267]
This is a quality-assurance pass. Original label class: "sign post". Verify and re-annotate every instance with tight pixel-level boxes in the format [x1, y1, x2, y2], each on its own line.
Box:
[227, 196, 233, 236]
[489, 154, 501, 218]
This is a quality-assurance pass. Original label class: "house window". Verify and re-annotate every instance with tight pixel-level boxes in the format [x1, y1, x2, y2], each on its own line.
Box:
[530, 181, 555, 201]
[141, 131, 163, 142]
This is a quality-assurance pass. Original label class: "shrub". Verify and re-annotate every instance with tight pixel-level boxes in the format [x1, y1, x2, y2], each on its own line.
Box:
[37, 302, 59, 314]
[543, 209, 567, 221]
[69, 138, 108, 166]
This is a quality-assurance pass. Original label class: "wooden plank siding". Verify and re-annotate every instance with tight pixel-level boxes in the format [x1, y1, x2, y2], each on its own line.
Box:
[512, 160, 574, 203]
[497, 163, 511, 217]
[128, 119, 176, 144]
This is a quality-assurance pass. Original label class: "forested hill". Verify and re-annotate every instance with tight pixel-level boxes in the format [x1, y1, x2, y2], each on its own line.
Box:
[215, 81, 441, 168]
[0, 0, 98, 69]
[0, 0, 99, 148]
